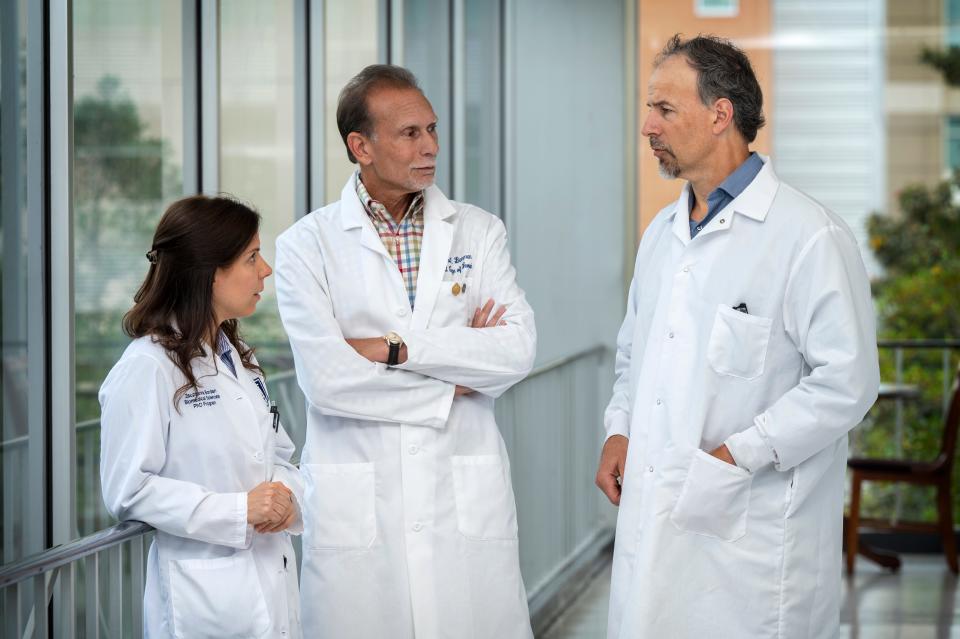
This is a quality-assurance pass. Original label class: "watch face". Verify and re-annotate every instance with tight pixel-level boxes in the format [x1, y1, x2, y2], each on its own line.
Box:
[386, 331, 402, 345]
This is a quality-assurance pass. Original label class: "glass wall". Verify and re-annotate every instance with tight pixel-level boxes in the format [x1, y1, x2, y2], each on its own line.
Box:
[1, 0, 39, 566]
[219, 0, 296, 374]
[72, 0, 184, 535]
[324, 0, 380, 199]
[463, 0, 502, 214]
[403, 0, 452, 194]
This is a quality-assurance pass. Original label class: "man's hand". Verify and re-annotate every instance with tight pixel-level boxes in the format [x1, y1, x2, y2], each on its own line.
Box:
[472, 298, 507, 328]
[709, 444, 737, 466]
[596, 434, 629, 506]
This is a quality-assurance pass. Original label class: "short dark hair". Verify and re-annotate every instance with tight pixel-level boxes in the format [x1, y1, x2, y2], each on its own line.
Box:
[655, 34, 765, 143]
[336, 64, 422, 163]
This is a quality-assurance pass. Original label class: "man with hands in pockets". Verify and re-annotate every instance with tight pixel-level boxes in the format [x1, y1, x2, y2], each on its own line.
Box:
[596, 35, 879, 639]
[276, 65, 536, 639]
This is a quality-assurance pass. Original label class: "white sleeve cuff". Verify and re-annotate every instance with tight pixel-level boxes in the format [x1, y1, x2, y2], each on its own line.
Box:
[724, 426, 777, 473]
[235, 492, 254, 549]
[604, 411, 631, 441]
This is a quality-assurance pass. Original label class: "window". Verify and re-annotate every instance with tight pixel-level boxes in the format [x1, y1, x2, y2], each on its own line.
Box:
[72, 0, 184, 535]
[324, 0, 380, 199]
[1, 0, 42, 566]
[463, 0, 502, 214]
[695, 0, 739, 18]
[219, 0, 296, 376]
[947, 116, 960, 171]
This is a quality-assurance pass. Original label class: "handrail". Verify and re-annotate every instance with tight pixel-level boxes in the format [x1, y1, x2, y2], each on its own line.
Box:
[0, 521, 154, 589]
[0, 346, 611, 590]
[877, 339, 960, 348]
[527, 344, 607, 379]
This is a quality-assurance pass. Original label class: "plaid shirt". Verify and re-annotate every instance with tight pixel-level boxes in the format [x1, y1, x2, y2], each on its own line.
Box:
[356, 175, 425, 308]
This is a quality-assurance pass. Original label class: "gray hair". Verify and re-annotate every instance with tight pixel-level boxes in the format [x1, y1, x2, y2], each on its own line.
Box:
[655, 34, 766, 143]
[336, 64, 422, 163]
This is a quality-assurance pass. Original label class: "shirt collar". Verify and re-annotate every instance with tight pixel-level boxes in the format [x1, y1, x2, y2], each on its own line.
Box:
[355, 172, 424, 225]
[669, 153, 778, 223]
[215, 329, 232, 358]
[714, 151, 764, 201]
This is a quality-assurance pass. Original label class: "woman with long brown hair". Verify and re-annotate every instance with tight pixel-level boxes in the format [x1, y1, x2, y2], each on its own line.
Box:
[98, 195, 302, 638]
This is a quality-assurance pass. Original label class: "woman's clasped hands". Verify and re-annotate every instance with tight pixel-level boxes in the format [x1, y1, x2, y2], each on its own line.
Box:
[247, 481, 298, 533]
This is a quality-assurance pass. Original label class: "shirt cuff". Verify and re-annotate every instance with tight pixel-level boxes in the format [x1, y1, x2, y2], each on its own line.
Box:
[724, 426, 777, 473]
[604, 411, 630, 441]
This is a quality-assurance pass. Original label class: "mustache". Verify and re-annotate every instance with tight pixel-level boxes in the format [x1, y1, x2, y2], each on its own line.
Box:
[648, 138, 671, 153]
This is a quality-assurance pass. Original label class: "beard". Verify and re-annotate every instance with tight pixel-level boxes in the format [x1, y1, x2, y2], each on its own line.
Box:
[405, 170, 436, 192]
[650, 138, 681, 179]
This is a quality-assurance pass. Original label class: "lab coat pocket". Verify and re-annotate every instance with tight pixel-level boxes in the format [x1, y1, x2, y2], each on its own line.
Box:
[670, 449, 753, 542]
[302, 462, 377, 550]
[707, 304, 772, 380]
[169, 551, 270, 639]
[451, 455, 518, 541]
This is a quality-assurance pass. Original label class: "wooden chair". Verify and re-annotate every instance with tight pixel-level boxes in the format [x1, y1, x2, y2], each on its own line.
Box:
[846, 362, 960, 575]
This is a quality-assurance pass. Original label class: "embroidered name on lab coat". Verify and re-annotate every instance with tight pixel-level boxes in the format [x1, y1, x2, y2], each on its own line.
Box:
[183, 389, 221, 408]
[445, 254, 473, 276]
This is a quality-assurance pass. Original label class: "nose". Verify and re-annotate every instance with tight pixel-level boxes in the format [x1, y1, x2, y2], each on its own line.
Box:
[641, 112, 658, 138]
[260, 256, 273, 279]
[422, 129, 439, 158]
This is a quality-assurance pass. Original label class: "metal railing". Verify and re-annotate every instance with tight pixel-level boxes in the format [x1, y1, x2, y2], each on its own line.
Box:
[0, 344, 614, 638]
[1, 522, 153, 638]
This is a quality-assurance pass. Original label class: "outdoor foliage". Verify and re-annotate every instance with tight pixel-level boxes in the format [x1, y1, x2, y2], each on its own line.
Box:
[863, 173, 960, 526]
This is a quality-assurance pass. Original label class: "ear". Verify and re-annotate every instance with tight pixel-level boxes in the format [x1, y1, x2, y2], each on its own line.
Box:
[347, 131, 374, 166]
[712, 97, 735, 135]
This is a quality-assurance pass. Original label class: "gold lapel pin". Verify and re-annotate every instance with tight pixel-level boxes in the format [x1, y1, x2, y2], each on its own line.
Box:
[452, 282, 462, 296]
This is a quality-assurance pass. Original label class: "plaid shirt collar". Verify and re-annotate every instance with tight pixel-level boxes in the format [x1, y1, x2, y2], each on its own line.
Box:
[355, 174, 424, 230]
[355, 173, 425, 309]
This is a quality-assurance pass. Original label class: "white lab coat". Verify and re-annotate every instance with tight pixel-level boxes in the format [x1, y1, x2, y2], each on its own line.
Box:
[99, 336, 303, 639]
[604, 158, 879, 639]
[275, 174, 537, 639]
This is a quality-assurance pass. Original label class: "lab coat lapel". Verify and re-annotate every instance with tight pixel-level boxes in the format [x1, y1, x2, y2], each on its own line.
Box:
[670, 185, 693, 246]
[410, 185, 456, 330]
[338, 174, 391, 259]
[692, 156, 780, 239]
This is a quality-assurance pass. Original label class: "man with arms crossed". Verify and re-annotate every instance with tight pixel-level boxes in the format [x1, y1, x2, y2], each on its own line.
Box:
[596, 35, 879, 638]
[276, 65, 536, 639]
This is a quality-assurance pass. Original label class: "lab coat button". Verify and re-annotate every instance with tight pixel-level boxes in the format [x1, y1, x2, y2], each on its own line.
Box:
[408, 445, 419, 455]
[656, 398, 662, 406]
[668, 331, 675, 339]
[648, 465, 654, 473]
[253, 451, 264, 462]
[683, 266, 690, 273]
[412, 522, 423, 532]
[396, 307, 408, 317]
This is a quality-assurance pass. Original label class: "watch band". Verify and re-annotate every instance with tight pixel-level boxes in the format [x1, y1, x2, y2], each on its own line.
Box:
[386, 339, 401, 366]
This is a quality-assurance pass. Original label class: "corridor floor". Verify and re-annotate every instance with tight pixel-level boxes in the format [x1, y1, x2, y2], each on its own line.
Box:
[541, 555, 960, 638]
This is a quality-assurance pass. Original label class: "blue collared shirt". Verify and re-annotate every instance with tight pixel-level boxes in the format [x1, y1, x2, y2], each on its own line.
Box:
[216, 330, 237, 378]
[689, 152, 763, 239]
